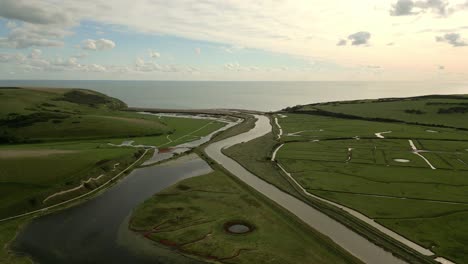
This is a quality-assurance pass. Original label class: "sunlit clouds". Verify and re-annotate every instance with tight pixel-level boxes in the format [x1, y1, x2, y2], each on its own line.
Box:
[0, 0, 467, 80]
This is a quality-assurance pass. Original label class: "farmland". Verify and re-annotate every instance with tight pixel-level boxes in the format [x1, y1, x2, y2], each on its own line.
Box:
[272, 98, 468, 263]
[296, 95, 468, 129]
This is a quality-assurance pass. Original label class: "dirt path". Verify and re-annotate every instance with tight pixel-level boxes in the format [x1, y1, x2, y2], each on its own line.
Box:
[0, 149, 148, 223]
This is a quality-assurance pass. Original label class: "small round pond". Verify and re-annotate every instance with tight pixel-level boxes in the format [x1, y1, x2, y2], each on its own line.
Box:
[224, 221, 254, 234]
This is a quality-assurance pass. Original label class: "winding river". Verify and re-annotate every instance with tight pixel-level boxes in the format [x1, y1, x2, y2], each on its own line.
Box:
[14, 113, 408, 264]
[205, 115, 407, 264]
[13, 157, 211, 263]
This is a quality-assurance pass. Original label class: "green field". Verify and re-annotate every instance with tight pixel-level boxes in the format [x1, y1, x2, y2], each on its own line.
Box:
[0, 141, 143, 218]
[130, 169, 361, 264]
[0, 88, 175, 143]
[0, 88, 226, 218]
[0, 87, 228, 262]
[274, 109, 468, 263]
[106, 116, 226, 147]
[294, 95, 468, 129]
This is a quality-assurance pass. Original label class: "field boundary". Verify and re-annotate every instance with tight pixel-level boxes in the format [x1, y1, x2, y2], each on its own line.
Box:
[0, 149, 148, 223]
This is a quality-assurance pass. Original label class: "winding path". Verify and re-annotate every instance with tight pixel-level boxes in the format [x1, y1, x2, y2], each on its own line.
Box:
[409, 140, 437, 170]
[205, 115, 408, 264]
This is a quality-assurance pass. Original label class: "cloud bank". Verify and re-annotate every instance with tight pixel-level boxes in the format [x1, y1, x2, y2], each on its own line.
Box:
[81, 39, 116, 51]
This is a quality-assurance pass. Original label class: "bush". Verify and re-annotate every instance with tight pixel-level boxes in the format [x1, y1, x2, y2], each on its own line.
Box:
[438, 107, 468, 114]
[0, 112, 69, 128]
[404, 109, 425, 114]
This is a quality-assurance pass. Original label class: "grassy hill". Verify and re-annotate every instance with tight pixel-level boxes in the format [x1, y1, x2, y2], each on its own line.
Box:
[0, 87, 224, 218]
[290, 94, 468, 130]
[0, 87, 171, 143]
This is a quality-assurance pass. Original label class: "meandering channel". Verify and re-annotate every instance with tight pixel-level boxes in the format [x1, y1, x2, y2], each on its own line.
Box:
[205, 115, 408, 264]
[11, 114, 237, 263]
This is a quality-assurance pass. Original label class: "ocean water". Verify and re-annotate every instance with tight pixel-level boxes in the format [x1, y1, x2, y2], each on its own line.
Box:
[1, 80, 467, 111]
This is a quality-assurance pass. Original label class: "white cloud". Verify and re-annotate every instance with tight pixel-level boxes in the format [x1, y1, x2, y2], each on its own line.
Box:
[134, 57, 193, 73]
[84, 64, 107, 72]
[0, 50, 112, 73]
[224, 62, 263, 72]
[0, 0, 467, 80]
[148, 50, 160, 58]
[195, 47, 201, 55]
[224, 62, 240, 70]
[0, 23, 69, 48]
[29, 49, 42, 59]
[81, 38, 116, 51]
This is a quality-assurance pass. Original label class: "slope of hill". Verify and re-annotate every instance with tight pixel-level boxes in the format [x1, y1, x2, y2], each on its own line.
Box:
[0, 87, 170, 143]
[290, 95, 468, 130]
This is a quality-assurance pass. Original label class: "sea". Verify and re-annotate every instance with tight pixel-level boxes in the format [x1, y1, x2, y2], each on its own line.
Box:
[1, 80, 467, 111]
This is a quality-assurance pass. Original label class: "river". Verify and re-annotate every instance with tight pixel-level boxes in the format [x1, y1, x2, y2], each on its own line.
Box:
[205, 115, 407, 264]
[14, 114, 407, 264]
[13, 156, 211, 263]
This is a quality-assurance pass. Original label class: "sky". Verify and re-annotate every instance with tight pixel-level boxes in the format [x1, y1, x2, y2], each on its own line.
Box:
[0, 0, 468, 81]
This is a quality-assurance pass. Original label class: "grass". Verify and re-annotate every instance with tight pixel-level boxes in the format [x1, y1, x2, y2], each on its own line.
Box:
[0, 142, 141, 218]
[296, 95, 468, 129]
[129, 169, 362, 264]
[380, 211, 468, 262]
[106, 116, 226, 147]
[0, 87, 226, 219]
[0, 87, 231, 262]
[0, 219, 31, 264]
[0, 88, 174, 143]
[273, 111, 468, 263]
[277, 113, 468, 142]
[223, 132, 304, 199]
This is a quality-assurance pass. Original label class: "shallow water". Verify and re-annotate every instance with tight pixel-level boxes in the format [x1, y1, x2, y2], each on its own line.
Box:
[13, 157, 212, 263]
[227, 224, 250, 234]
[141, 114, 240, 166]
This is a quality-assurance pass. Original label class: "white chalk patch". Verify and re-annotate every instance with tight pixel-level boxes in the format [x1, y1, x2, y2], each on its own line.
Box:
[426, 130, 439, 133]
[394, 159, 410, 163]
[375, 131, 392, 138]
[408, 140, 436, 170]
